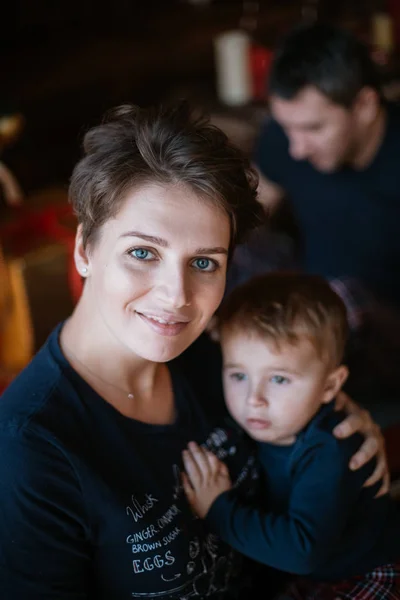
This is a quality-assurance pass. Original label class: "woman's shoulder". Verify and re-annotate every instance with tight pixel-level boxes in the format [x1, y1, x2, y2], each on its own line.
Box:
[0, 323, 76, 438]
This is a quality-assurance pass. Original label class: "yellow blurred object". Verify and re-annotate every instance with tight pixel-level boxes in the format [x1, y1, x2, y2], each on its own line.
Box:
[0, 249, 33, 373]
[0, 113, 25, 149]
[0, 111, 25, 206]
[0, 246, 7, 321]
[0, 161, 24, 206]
[372, 11, 395, 54]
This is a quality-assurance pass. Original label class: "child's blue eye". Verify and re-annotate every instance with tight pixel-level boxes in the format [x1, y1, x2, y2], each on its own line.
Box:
[271, 375, 289, 385]
[192, 258, 218, 272]
[230, 372, 247, 382]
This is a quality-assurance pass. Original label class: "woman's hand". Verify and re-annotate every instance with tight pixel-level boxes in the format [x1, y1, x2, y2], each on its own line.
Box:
[333, 391, 389, 497]
[182, 442, 232, 518]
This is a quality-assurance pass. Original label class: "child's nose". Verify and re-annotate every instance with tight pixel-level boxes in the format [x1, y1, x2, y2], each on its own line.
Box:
[247, 389, 268, 407]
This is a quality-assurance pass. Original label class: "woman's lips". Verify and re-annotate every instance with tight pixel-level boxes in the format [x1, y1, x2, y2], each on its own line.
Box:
[137, 312, 190, 337]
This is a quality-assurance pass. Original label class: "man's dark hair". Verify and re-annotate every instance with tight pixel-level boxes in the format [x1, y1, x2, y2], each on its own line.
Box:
[269, 22, 382, 107]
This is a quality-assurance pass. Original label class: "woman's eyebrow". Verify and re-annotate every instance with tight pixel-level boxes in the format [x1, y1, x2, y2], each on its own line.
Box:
[196, 247, 228, 255]
[120, 231, 168, 246]
[120, 231, 228, 255]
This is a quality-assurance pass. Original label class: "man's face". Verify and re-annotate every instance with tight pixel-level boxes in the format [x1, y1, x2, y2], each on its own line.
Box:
[270, 86, 358, 172]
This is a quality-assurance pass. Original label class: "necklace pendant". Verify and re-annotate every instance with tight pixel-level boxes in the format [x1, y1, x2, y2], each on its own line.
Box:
[128, 393, 134, 400]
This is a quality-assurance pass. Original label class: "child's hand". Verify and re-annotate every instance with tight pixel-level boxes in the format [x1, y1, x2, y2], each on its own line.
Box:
[182, 441, 232, 518]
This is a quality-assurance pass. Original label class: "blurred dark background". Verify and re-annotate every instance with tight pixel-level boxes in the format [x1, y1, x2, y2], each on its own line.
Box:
[3, 1, 400, 477]
[1, 0, 399, 360]
[0, 0, 389, 195]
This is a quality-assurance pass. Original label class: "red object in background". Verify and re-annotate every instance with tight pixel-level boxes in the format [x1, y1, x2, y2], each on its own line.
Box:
[0, 377, 12, 395]
[0, 204, 83, 305]
[250, 44, 273, 101]
[0, 203, 83, 395]
[388, 0, 400, 50]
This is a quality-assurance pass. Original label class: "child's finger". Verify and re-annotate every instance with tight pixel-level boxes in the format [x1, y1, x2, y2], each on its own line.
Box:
[205, 451, 228, 479]
[181, 471, 194, 497]
[205, 450, 221, 474]
[218, 460, 230, 478]
[182, 449, 202, 489]
[181, 472, 196, 506]
[203, 449, 228, 473]
[187, 442, 212, 479]
[181, 470, 192, 492]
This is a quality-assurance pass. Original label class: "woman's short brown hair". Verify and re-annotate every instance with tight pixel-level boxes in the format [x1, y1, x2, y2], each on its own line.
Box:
[69, 101, 263, 251]
[218, 272, 349, 367]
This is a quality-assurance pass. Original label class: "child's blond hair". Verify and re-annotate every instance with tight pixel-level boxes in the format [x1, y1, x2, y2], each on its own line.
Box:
[218, 272, 349, 368]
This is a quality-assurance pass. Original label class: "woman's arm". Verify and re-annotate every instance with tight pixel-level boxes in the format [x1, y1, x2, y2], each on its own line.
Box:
[333, 390, 389, 496]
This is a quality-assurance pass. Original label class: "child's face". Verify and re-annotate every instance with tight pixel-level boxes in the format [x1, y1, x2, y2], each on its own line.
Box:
[221, 329, 346, 446]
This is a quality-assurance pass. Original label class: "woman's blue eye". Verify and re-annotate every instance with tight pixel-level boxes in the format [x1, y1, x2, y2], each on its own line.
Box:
[130, 248, 154, 260]
[271, 375, 289, 385]
[192, 258, 217, 272]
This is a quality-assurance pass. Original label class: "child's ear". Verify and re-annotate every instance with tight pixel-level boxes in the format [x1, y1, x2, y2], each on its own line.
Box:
[321, 365, 349, 404]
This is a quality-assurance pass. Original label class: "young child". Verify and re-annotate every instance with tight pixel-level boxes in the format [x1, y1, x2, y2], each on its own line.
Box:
[182, 272, 400, 600]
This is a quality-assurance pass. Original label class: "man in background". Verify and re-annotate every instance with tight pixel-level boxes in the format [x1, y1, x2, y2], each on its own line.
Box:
[239, 22, 400, 426]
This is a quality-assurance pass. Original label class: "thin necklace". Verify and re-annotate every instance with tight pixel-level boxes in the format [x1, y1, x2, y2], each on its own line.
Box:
[62, 344, 135, 400]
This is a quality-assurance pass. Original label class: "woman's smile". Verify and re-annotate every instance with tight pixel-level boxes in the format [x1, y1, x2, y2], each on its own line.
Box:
[135, 310, 191, 337]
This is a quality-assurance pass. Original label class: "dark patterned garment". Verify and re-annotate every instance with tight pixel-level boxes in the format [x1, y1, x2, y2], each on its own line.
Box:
[0, 325, 263, 600]
[276, 562, 400, 600]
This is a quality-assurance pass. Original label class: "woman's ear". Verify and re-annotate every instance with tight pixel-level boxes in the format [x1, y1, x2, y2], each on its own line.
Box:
[322, 365, 349, 404]
[74, 224, 90, 277]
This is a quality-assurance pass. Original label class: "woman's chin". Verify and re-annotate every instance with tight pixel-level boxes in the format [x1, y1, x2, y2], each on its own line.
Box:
[127, 334, 196, 363]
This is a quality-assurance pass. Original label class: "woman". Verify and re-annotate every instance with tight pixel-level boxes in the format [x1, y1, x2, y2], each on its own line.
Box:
[0, 102, 387, 599]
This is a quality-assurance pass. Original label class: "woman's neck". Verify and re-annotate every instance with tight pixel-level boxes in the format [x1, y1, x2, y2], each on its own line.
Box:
[60, 298, 174, 422]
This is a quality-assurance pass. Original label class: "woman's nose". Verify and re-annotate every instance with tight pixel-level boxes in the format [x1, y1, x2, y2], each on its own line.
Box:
[155, 266, 190, 308]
